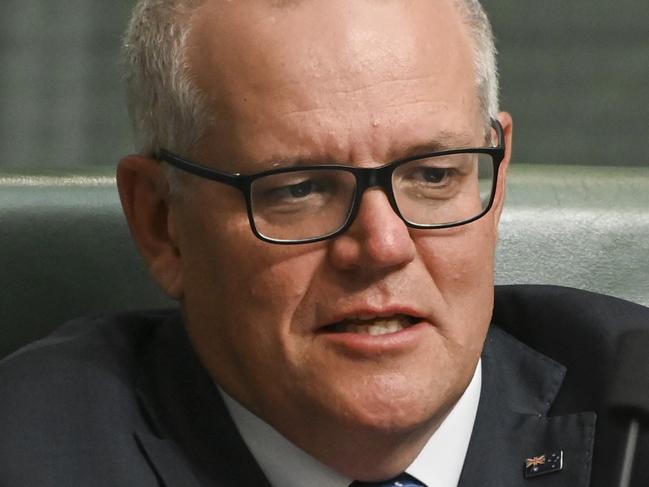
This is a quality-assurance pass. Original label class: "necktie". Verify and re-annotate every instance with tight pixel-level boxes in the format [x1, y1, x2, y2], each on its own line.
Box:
[349, 472, 426, 487]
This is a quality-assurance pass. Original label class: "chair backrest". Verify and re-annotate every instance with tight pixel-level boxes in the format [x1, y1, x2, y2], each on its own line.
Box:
[1, 164, 648, 358]
[496, 164, 649, 306]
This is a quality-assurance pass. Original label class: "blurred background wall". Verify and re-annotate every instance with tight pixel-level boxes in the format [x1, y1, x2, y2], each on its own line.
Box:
[1, 0, 648, 168]
[1, 0, 133, 168]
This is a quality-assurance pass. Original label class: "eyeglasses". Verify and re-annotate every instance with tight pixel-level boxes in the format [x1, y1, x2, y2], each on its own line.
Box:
[155, 120, 505, 244]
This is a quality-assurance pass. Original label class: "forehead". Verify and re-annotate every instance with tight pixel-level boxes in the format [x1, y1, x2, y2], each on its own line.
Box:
[187, 0, 482, 167]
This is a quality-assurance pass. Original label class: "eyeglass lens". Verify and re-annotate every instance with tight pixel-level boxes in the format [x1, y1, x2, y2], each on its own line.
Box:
[249, 152, 494, 242]
[393, 152, 494, 226]
[250, 169, 357, 241]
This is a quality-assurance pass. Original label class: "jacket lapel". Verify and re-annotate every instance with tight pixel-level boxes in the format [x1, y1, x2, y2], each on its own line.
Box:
[458, 327, 596, 486]
[133, 313, 272, 487]
[133, 427, 203, 487]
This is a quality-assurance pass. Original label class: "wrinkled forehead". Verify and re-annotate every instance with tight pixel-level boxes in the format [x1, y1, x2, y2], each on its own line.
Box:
[189, 0, 475, 99]
[185, 0, 482, 164]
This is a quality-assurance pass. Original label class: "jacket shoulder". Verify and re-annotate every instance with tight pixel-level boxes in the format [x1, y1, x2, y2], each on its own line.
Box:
[492, 285, 649, 486]
[0, 309, 177, 486]
[493, 284, 649, 411]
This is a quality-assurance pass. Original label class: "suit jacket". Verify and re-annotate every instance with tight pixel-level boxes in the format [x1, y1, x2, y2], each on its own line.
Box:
[0, 285, 647, 486]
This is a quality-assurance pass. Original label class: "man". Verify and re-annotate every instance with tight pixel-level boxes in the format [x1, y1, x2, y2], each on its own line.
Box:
[0, 0, 647, 486]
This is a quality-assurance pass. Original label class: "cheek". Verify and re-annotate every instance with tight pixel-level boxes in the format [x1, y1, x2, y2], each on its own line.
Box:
[416, 218, 497, 343]
[178, 201, 323, 344]
[187, 244, 308, 325]
[176, 203, 327, 399]
[419, 216, 497, 286]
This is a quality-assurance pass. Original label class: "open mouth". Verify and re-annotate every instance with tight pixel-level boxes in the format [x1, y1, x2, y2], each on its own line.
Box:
[321, 314, 421, 336]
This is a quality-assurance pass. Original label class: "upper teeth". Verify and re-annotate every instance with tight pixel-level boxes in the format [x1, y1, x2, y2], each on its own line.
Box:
[349, 321, 402, 336]
[337, 315, 414, 336]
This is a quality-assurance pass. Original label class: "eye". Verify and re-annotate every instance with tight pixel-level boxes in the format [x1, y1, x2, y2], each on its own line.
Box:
[265, 177, 323, 202]
[404, 165, 458, 187]
[251, 169, 356, 218]
[253, 172, 335, 209]
[419, 167, 452, 184]
[285, 179, 314, 198]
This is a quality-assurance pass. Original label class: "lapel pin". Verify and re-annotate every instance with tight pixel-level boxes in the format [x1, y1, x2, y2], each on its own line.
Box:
[524, 450, 564, 478]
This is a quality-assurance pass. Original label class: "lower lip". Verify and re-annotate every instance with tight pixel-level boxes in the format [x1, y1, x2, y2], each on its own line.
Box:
[317, 321, 431, 356]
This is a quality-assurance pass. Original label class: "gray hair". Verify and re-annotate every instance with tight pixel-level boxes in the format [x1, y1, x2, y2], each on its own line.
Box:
[123, 0, 499, 157]
[453, 0, 500, 124]
[123, 0, 209, 156]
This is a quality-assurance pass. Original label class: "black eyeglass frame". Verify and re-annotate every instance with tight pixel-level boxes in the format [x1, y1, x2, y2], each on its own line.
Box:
[155, 119, 505, 244]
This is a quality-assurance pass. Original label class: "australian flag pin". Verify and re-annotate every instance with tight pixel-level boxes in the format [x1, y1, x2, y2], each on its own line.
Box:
[524, 450, 564, 478]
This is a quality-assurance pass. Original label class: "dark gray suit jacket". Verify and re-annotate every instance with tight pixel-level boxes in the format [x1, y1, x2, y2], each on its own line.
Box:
[1, 285, 647, 486]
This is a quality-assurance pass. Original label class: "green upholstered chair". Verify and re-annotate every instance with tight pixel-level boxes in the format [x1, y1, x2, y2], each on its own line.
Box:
[1, 164, 648, 359]
[0, 168, 171, 359]
[496, 165, 649, 306]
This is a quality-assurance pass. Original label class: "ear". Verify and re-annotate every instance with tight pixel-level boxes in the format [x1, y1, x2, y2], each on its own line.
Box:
[491, 111, 513, 227]
[116, 155, 184, 299]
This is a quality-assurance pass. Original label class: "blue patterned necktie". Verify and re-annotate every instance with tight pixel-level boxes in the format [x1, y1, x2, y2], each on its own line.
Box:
[349, 472, 426, 487]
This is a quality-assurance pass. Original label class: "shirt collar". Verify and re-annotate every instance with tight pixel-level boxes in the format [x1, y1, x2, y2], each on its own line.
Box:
[407, 359, 482, 486]
[220, 360, 481, 487]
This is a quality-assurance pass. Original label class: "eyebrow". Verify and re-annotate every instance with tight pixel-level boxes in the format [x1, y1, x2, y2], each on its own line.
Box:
[248, 130, 482, 170]
[397, 130, 482, 159]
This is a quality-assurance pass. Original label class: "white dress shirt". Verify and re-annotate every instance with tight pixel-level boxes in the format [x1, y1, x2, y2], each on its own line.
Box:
[220, 360, 482, 487]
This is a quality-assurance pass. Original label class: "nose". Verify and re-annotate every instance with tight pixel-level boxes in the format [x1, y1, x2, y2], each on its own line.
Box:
[328, 188, 416, 271]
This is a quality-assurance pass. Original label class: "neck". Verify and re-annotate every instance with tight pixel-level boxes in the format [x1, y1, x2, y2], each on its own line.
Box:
[224, 385, 454, 481]
[297, 416, 445, 481]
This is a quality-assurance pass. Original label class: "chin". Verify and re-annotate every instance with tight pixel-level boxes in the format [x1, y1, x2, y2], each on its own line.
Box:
[359, 408, 437, 436]
[330, 377, 450, 436]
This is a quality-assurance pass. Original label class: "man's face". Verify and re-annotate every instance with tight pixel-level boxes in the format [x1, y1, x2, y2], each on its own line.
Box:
[168, 0, 509, 461]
